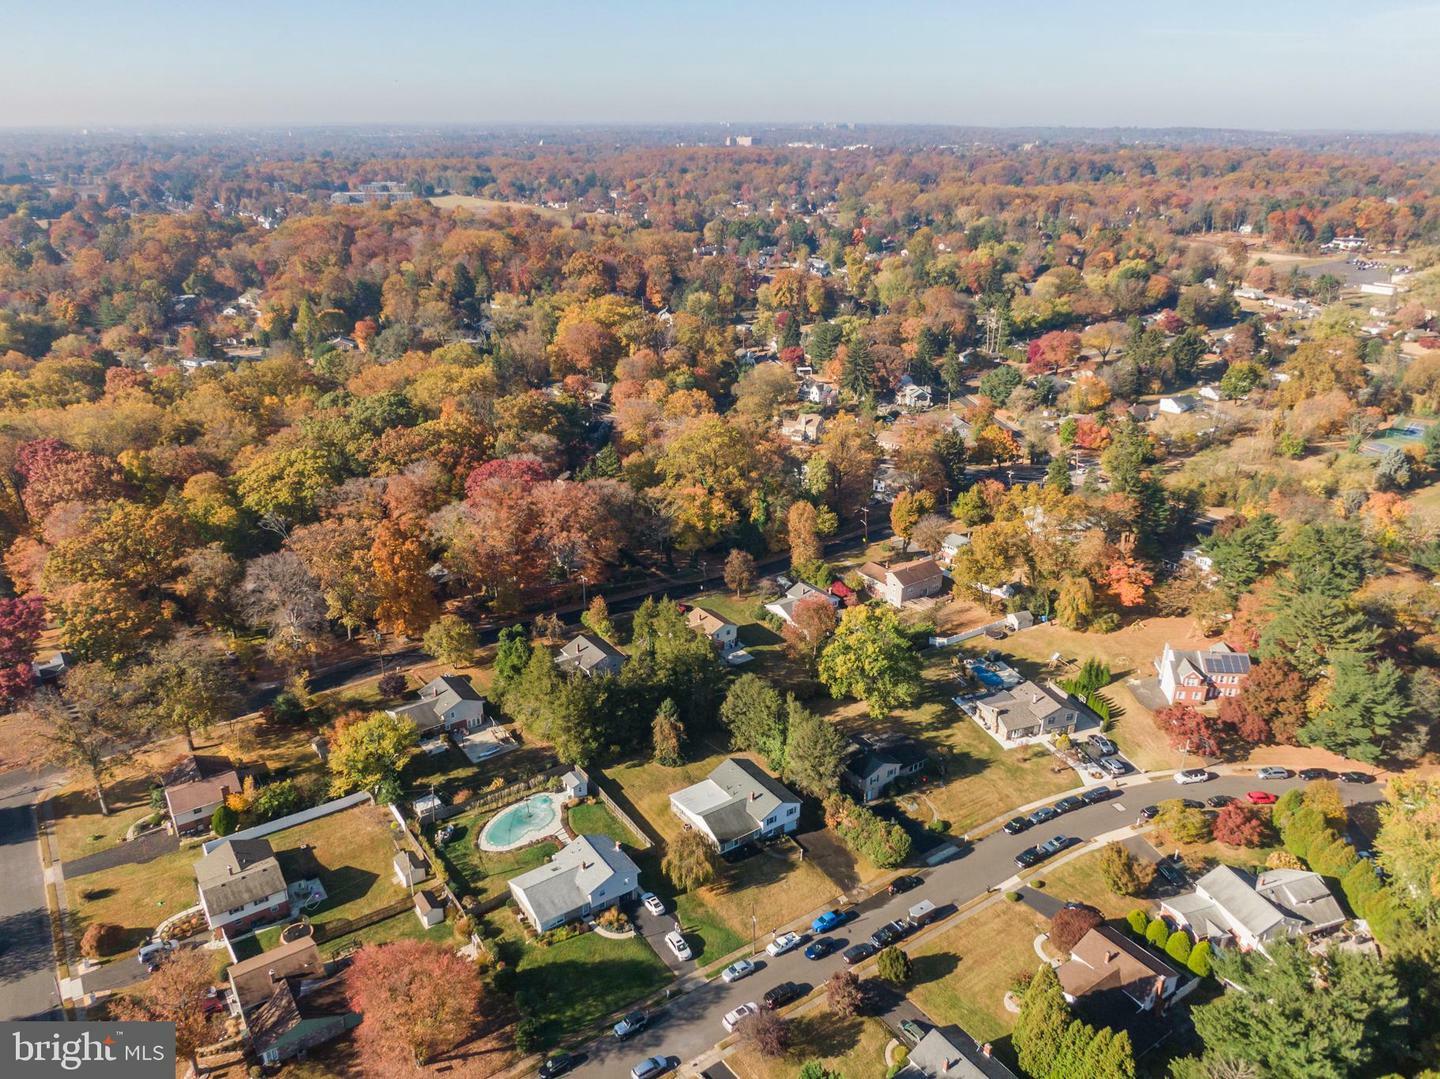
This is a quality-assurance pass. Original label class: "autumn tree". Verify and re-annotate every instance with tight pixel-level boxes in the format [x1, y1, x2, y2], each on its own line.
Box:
[737, 1010, 791, 1057]
[132, 634, 241, 750]
[30, 674, 136, 815]
[327, 712, 419, 803]
[0, 595, 45, 708]
[663, 827, 718, 893]
[1213, 803, 1266, 848]
[1152, 703, 1232, 759]
[371, 518, 439, 638]
[826, 969, 865, 1018]
[582, 595, 616, 641]
[788, 500, 823, 571]
[1026, 330, 1082, 375]
[112, 947, 222, 1070]
[346, 939, 483, 1068]
[1050, 905, 1104, 953]
[818, 605, 922, 718]
[890, 489, 936, 552]
[781, 594, 838, 670]
[1099, 841, 1155, 897]
[422, 615, 478, 667]
[724, 548, 756, 596]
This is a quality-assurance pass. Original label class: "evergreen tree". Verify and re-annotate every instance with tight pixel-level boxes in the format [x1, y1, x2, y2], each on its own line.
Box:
[1301, 652, 1409, 763]
[1046, 454, 1072, 493]
[841, 336, 875, 402]
[1260, 593, 1379, 679]
[940, 345, 965, 395]
[719, 674, 786, 769]
[651, 698, 685, 766]
[1284, 522, 1378, 599]
[1015, 966, 1072, 1078]
[782, 696, 847, 797]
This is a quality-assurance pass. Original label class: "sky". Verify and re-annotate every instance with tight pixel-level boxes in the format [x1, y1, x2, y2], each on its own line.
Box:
[2, 0, 1439, 131]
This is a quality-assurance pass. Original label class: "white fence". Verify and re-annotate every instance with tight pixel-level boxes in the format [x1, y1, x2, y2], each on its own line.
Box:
[200, 791, 375, 854]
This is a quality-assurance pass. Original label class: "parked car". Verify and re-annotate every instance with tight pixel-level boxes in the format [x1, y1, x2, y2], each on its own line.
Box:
[1156, 858, 1188, 887]
[1247, 790, 1278, 804]
[613, 1012, 648, 1040]
[887, 875, 922, 896]
[1015, 845, 1043, 869]
[899, 1019, 926, 1044]
[1100, 756, 1130, 777]
[1256, 767, 1291, 780]
[1089, 735, 1118, 757]
[1179, 798, 1205, 810]
[842, 942, 876, 965]
[1039, 835, 1076, 858]
[722, 1003, 759, 1033]
[1003, 816, 1031, 835]
[664, 930, 692, 961]
[804, 937, 841, 960]
[1340, 771, 1375, 784]
[1298, 768, 1334, 781]
[137, 940, 176, 966]
[640, 892, 666, 917]
[1027, 805, 1061, 825]
[631, 1057, 670, 1079]
[722, 959, 756, 984]
[811, 909, 853, 934]
[1054, 795, 1087, 814]
[1206, 794, 1235, 808]
[870, 920, 909, 949]
[1082, 786, 1114, 805]
[1137, 804, 1160, 821]
[763, 981, 804, 1010]
[540, 1054, 579, 1078]
[767, 931, 804, 957]
[1175, 769, 1211, 785]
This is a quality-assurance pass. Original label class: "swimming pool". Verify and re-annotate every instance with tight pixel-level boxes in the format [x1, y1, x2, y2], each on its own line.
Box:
[477, 792, 566, 851]
[973, 666, 1005, 689]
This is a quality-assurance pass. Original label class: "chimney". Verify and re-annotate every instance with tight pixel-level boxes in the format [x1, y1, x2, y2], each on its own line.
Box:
[1105, 950, 1119, 964]
[267, 967, 277, 983]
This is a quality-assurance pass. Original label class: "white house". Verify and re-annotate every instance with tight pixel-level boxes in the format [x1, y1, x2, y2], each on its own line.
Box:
[686, 606, 740, 653]
[507, 834, 641, 932]
[1158, 394, 1198, 415]
[1161, 865, 1344, 954]
[387, 674, 488, 735]
[798, 377, 839, 408]
[939, 532, 970, 566]
[896, 382, 934, 411]
[555, 633, 626, 677]
[670, 758, 801, 853]
[765, 581, 839, 625]
[195, 838, 289, 935]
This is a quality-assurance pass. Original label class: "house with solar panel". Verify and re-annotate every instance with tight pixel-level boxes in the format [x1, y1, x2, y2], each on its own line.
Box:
[1154, 642, 1253, 706]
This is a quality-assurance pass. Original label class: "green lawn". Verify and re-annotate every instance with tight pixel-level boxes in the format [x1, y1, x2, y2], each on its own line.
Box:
[436, 807, 559, 904]
[318, 910, 453, 957]
[494, 910, 671, 1050]
[400, 745, 483, 806]
[1032, 850, 1156, 921]
[908, 900, 1047, 1045]
[566, 801, 638, 848]
[675, 891, 746, 967]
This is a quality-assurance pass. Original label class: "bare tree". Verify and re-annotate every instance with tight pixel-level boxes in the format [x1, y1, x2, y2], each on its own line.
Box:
[236, 551, 327, 665]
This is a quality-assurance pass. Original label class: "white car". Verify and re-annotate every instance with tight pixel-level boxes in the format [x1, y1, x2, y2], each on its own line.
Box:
[721, 959, 756, 984]
[722, 1003, 759, 1033]
[766, 931, 803, 957]
[641, 892, 666, 917]
[1174, 769, 1211, 785]
[137, 939, 177, 965]
[1257, 766, 1291, 780]
[664, 930, 692, 961]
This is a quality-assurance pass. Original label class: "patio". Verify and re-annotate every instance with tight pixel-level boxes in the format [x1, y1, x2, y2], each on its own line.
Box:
[454, 723, 517, 764]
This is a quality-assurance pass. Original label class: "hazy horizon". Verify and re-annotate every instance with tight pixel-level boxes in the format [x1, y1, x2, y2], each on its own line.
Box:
[5, 0, 1439, 132]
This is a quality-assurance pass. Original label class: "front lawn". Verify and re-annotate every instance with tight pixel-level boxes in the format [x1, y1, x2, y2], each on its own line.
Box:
[907, 899, 1047, 1045]
[729, 1014, 892, 1079]
[493, 910, 671, 1050]
[1031, 850, 1156, 921]
[66, 844, 208, 956]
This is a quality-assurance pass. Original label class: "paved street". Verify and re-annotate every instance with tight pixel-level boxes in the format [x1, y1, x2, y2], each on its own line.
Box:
[570, 770, 1384, 1078]
[0, 764, 62, 1021]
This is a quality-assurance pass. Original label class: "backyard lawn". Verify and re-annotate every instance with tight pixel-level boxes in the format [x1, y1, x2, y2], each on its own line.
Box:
[438, 809, 559, 905]
[491, 909, 671, 1050]
[566, 800, 639, 848]
[729, 1014, 893, 1079]
[908, 899, 1047, 1045]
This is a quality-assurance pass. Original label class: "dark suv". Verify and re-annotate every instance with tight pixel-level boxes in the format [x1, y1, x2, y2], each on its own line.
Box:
[763, 982, 804, 1010]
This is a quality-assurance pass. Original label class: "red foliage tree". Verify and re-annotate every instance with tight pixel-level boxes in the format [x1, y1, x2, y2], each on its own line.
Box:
[1220, 657, 1308, 744]
[1152, 703, 1231, 758]
[1213, 802, 1267, 847]
[15, 438, 124, 523]
[1049, 904, 1104, 953]
[345, 939, 482, 1068]
[1026, 330, 1082, 375]
[0, 595, 45, 708]
[781, 594, 838, 668]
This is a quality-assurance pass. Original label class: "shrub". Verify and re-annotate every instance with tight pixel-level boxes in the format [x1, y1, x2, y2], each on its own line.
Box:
[268, 691, 308, 725]
[799, 1062, 843, 1079]
[1165, 931, 1192, 964]
[1145, 918, 1170, 949]
[80, 922, 123, 959]
[1265, 850, 1305, 870]
[1155, 800, 1211, 845]
[926, 819, 949, 834]
[826, 794, 912, 868]
[377, 671, 407, 698]
[1101, 841, 1156, 897]
[1126, 909, 1149, 936]
[876, 946, 912, 984]
[1004, 890, 1022, 902]
[211, 803, 238, 836]
[1050, 905, 1103, 953]
[513, 1018, 542, 1054]
[1187, 939, 1213, 977]
[1213, 803, 1266, 847]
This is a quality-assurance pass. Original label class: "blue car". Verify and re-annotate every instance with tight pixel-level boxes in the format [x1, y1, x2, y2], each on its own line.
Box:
[804, 937, 841, 960]
[811, 909, 852, 934]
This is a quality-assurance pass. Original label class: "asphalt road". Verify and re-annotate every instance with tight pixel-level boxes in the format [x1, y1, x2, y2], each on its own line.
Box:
[568, 770, 1384, 1079]
[0, 764, 63, 1021]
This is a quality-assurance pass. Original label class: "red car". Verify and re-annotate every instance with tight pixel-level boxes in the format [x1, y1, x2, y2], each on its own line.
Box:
[1246, 790, 1278, 805]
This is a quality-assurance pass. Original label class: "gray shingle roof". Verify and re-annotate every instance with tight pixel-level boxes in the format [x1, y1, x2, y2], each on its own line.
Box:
[556, 633, 625, 673]
[508, 834, 639, 928]
[671, 758, 799, 843]
[196, 837, 286, 915]
[904, 1025, 1017, 1078]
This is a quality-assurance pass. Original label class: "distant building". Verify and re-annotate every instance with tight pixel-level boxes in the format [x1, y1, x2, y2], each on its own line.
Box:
[1158, 395, 1198, 415]
[764, 581, 840, 625]
[164, 761, 243, 836]
[1154, 642, 1252, 705]
[329, 181, 417, 206]
[725, 135, 760, 146]
[780, 413, 825, 443]
[798, 376, 839, 408]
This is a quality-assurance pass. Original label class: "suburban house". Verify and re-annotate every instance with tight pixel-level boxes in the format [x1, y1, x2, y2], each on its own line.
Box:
[798, 375, 839, 407]
[939, 532, 970, 566]
[387, 673, 488, 735]
[900, 1025, 1017, 1079]
[1158, 394, 1198, 414]
[1057, 925, 1182, 1012]
[163, 757, 243, 835]
[855, 556, 946, 607]
[687, 606, 740, 654]
[227, 930, 328, 1015]
[1161, 865, 1345, 953]
[227, 928, 358, 1066]
[968, 680, 1086, 742]
[555, 633, 626, 678]
[765, 581, 840, 625]
[780, 413, 825, 444]
[1154, 642, 1253, 705]
[507, 833, 641, 932]
[196, 837, 289, 935]
[670, 758, 801, 853]
[842, 733, 930, 802]
[896, 382, 934, 411]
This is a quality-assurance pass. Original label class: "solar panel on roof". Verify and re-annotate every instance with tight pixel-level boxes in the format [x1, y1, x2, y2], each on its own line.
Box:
[1204, 654, 1248, 674]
